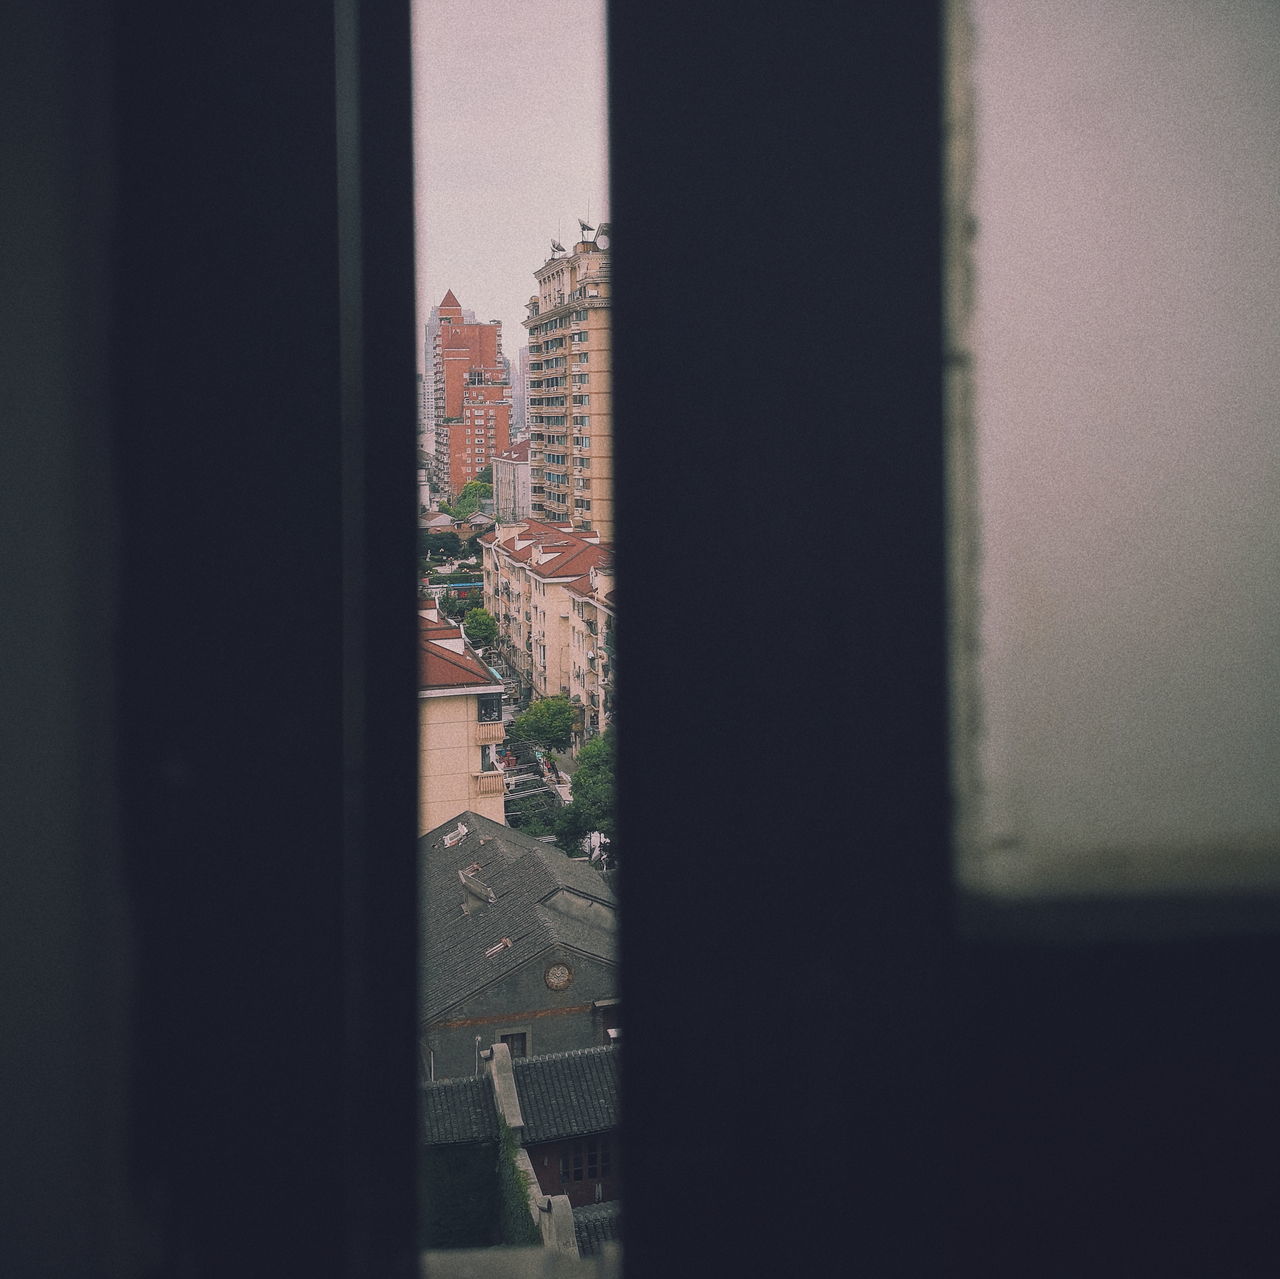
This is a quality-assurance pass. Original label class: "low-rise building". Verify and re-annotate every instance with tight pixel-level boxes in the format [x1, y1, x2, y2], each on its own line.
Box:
[419, 601, 507, 834]
[492, 439, 532, 523]
[478, 520, 610, 711]
[421, 1041, 623, 1260]
[419, 811, 618, 1081]
[566, 561, 615, 750]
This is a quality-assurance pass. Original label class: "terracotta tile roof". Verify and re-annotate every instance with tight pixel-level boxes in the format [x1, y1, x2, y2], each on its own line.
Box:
[420, 617, 462, 639]
[495, 440, 530, 463]
[528, 542, 611, 582]
[440, 288, 460, 308]
[419, 640, 503, 691]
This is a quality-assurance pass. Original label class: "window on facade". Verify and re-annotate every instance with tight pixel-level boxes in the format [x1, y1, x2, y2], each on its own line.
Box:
[499, 1032, 527, 1058]
[476, 693, 502, 723]
[559, 1138, 611, 1183]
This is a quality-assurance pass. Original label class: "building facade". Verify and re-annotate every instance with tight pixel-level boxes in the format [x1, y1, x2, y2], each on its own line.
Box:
[419, 812, 618, 1081]
[492, 439, 532, 523]
[566, 562, 615, 750]
[524, 227, 612, 541]
[419, 599, 507, 834]
[429, 289, 512, 502]
[478, 520, 610, 709]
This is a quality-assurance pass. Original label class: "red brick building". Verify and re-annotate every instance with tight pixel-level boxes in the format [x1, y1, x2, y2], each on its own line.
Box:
[430, 289, 512, 501]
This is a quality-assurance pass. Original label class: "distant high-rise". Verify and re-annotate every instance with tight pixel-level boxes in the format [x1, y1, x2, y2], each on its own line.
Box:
[422, 293, 478, 485]
[513, 344, 531, 440]
[523, 226, 612, 540]
[428, 290, 512, 501]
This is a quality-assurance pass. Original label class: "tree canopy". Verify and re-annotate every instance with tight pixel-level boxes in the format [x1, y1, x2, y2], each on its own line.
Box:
[554, 729, 615, 849]
[418, 529, 462, 558]
[443, 480, 492, 522]
[508, 696, 575, 753]
[462, 608, 499, 648]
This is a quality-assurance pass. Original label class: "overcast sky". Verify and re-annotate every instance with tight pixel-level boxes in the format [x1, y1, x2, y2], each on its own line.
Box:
[411, 0, 610, 371]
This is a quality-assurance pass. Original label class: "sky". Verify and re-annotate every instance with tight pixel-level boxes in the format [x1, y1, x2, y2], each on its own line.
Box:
[410, 0, 610, 372]
[967, 0, 1280, 882]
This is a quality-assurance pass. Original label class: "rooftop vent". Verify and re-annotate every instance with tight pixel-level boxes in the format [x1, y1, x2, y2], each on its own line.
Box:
[441, 821, 468, 848]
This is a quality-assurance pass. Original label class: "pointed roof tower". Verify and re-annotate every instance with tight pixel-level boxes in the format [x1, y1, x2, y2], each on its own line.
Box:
[439, 288, 461, 310]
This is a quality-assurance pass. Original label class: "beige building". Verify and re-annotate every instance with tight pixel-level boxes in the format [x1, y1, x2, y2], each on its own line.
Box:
[479, 520, 610, 717]
[566, 561, 615, 751]
[491, 438, 532, 523]
[524, 226, 612, 541]
[418, 597, 507, 834]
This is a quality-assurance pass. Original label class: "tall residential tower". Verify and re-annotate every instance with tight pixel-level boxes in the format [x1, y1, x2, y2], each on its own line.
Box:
[429, 290, 512, 501]
[523, 225, 612, 540]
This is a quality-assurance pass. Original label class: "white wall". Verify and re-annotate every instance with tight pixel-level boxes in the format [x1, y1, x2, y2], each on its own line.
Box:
[963, 0, 1280, 894]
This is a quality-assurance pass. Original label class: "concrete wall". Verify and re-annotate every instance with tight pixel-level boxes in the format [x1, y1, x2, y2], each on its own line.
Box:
[419, 693, 506, 835]
[424, 949, 617, 1080]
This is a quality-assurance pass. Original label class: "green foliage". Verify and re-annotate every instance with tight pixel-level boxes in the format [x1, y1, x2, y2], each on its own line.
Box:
[463, 608, 499, 648]
[554, 729, 615, 848]
[419, 529, 462, 558]
[439, 590, 483, 621]
[504, 792, 558, 835]
[448, 480, 492, 522]
[474, 465, 493, 484]
[496, 1121, 540, 1247]
[508, 696, 576, 753]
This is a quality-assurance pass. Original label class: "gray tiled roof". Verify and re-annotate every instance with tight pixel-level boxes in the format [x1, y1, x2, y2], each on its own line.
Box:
[572, 1201, 622, 1257]
[420, 812, 617, 1021]
[421, 1075, 500, 1145]
[511, 1045, 619, 1144]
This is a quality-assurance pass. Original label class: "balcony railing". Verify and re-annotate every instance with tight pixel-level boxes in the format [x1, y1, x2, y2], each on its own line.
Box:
[475, 721, 505, 745]
[472, 771, 505, 797]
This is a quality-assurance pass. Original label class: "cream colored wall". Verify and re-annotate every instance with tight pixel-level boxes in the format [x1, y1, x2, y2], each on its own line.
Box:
[418, 693, 506, 834]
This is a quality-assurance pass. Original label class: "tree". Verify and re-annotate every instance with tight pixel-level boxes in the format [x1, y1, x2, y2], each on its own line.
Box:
[553, 729, 615, 849]
[474, 465, 492, 485]
[439, 590, 480, 622]
[508, 696, 575, 753]
[418, 529, 462, 559]
[463, 608, 498, 648]
[447, 480, 492, 522]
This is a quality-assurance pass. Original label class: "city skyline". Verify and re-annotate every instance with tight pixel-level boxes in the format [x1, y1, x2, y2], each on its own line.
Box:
[411, 0, 610, 370]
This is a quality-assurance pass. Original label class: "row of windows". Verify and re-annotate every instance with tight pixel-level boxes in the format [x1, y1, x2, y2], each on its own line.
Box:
[560, 1138, 612, 1184]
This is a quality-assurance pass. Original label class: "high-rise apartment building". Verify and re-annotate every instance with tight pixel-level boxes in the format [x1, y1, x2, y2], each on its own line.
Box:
[513, 344, 531, 440]
[429, 290, 512, 501]
[524, 226, 612, 541]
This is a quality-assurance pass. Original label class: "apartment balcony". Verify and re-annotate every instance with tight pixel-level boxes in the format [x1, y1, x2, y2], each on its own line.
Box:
[475, 721, 505, 745]
[472, 770, 505, 798]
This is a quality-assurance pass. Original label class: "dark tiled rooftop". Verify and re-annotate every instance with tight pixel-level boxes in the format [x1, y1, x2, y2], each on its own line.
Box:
[420, 812, 617, 1022]
[421, 1075, 500, 1145]
[573, 1201, 621, 1257]
[512, 1045, 619, 1143]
